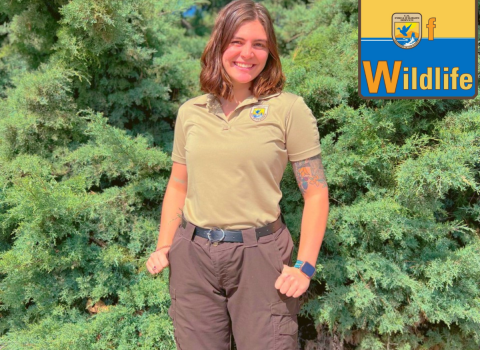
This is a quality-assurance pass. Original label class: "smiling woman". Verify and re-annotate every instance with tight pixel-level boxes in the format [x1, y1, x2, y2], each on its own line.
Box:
[146, 0, 329, 349]
[200, 0, 285, 104]
[221, 20, 269, 92]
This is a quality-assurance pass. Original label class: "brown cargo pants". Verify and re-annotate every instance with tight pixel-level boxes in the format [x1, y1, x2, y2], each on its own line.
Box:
[167, 214, 301, 350]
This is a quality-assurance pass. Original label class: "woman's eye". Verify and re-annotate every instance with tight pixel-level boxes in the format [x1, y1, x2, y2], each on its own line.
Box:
[255, 43, 266, 48]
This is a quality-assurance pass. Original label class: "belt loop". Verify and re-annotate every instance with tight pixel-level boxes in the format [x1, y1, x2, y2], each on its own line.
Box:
[180, 214, 187, 228]
[280, 212, 285, 225]
[180, 212, 196, 241]
[181, 211, 187, 229]
[241, 227, 258, 247]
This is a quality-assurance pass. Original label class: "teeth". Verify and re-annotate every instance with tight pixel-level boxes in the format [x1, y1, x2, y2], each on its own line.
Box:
[235, 62, 253, 68]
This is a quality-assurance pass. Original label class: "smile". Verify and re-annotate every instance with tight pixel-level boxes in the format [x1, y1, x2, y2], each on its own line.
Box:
[234, 62, 255, 68]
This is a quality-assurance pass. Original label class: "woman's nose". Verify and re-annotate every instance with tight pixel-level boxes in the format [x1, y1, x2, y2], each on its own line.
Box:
[240, 43, 254, 58]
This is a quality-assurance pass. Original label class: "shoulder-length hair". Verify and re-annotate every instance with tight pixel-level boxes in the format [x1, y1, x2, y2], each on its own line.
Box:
[199, 0, 285, 100]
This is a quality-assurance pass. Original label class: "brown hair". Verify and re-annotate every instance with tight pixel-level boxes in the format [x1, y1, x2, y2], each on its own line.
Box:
[199, 0, 285, 100]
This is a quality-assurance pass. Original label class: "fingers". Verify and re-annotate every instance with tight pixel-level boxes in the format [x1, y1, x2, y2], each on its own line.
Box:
[275, 273, 307, 298]
[274, 272, 291, 290]
[278, 274, 296, 295]
[146, 259, 161, 274]
[146, 249, 170, 275]
[146, 260, 152, 274]
[158, 249, 170, 269]
[285, 277, 300, 297]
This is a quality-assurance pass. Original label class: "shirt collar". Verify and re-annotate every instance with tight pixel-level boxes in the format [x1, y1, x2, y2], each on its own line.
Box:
[193, 92, 281, 114]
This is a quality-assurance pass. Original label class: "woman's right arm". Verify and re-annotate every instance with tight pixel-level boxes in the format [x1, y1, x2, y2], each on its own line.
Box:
[146, 161, 188, 274]
[157, 161, 188, 248]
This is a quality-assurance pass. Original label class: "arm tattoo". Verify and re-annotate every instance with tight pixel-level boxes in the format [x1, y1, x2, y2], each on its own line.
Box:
[172, 176, 185, 184]
[292, 154, 327, 195]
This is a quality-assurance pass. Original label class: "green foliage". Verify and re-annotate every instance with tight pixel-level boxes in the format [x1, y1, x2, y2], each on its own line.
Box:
[0, 0, 201, 348]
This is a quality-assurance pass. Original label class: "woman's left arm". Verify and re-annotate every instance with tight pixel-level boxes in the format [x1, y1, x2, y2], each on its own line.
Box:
[274, 153, 329, 298]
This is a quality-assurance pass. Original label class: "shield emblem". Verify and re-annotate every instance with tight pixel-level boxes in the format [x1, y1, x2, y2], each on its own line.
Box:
[392, 13, 422, 49]
[250, 105, 269, 122]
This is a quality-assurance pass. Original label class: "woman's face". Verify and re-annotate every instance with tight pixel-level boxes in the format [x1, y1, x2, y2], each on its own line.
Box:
[222, 19, 269, 91]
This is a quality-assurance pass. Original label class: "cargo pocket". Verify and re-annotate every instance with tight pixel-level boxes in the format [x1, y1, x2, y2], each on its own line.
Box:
[168, 287, 184, 348]
[271, 296, 300, 350]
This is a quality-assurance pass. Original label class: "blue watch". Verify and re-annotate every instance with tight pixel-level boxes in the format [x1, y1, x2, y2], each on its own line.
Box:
[294, 260, 316, 279]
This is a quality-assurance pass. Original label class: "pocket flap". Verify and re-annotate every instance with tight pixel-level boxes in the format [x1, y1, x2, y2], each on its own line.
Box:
[278, 319, 298, 335]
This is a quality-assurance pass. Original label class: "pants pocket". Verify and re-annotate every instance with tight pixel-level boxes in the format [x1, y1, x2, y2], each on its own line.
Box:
[271, 297, 300, 350]
[271, 225, 294, 274]
[168, 224, 184, 259]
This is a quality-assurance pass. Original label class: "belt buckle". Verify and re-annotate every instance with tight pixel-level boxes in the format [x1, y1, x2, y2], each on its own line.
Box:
[206, 227, 225, 246]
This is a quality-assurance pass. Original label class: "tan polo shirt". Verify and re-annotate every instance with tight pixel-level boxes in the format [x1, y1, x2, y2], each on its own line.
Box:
[171, 91, 321, 230]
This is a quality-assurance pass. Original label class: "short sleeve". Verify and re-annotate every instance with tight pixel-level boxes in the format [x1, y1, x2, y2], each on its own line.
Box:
[285, 97, 321, 162]
[171, 106, 186, 164]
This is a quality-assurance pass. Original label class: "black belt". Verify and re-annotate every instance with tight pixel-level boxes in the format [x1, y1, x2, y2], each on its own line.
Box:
[181, 213, 285, 244]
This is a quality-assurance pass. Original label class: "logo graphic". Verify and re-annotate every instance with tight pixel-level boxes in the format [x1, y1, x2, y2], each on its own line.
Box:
[250, 105, 269, 122]
[392, 13, 422, 49]
[359, 0, 477, 99]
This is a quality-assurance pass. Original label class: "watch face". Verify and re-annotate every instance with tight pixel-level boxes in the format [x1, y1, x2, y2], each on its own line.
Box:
[301, 262, 315, 277]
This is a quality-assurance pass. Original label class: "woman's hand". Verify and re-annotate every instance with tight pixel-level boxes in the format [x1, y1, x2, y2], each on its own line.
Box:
[146, 246, 171, 274]
[274, 264, 310, 298]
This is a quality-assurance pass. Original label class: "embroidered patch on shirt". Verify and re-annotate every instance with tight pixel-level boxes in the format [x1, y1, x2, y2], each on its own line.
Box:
[250, 105, 269, 122]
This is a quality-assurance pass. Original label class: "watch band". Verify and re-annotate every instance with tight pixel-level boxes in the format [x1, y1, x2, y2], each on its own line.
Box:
[294, 260, 316, 279]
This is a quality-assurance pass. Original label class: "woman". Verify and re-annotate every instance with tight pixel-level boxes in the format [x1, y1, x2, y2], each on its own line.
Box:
[146, 1, 329, 349]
